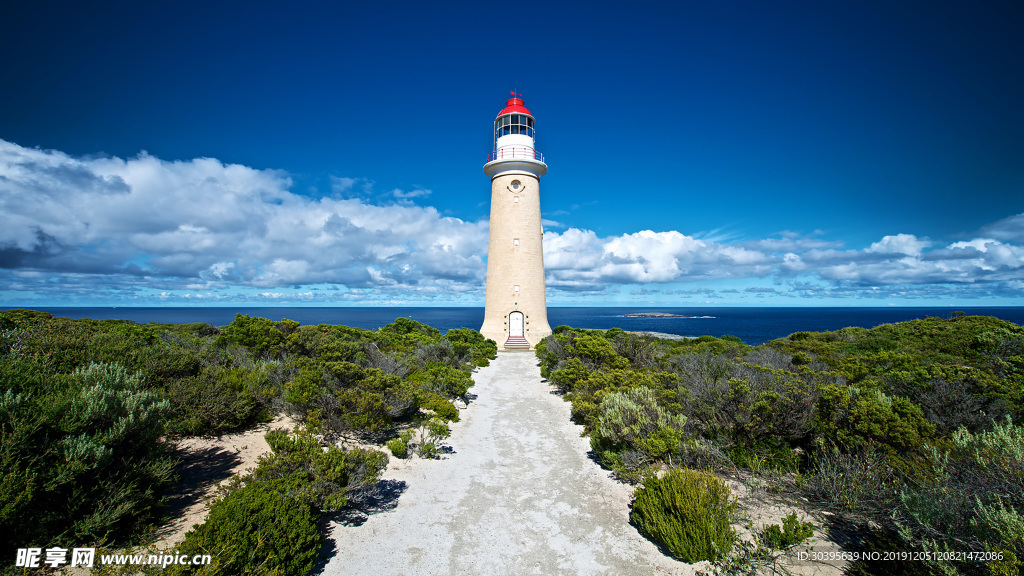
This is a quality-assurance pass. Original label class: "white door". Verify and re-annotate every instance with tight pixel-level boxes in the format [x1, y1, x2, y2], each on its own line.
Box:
[509, 311, 524, 337]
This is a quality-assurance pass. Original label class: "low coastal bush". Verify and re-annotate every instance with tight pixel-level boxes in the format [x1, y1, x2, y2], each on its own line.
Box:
[892, 417, 1024, 575]
[175, 427, 387, 576]
[417, 391, 460, 422]
[387, 431, 414, 458]
[0, 361, 174, 554]
[215, 313, 298, 357]
[760, 512, 815, 550]
[442, 327, 498, 367]
[591, 386, 686, 481]
[407, 362, 474, 402]
[416, 418, 451, 458]
[804, 440, 898, 515]
[631, 468, 737, 562]
[163, 367, 271, 436]
[535, 315, 1024, 573]
[253, 428, 388, 511]
[177, 482, 321, 576]
[0, 308, 494, 563]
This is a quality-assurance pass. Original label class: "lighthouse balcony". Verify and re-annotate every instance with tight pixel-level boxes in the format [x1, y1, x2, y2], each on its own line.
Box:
[486, 147, 544, 163]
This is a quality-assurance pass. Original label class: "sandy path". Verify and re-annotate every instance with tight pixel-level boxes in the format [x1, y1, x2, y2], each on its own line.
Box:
[153, 415, 298, 548]
[319, 351, 697, 576]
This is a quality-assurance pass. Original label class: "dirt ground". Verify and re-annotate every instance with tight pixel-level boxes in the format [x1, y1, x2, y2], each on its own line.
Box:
[151, 414, 298, 549]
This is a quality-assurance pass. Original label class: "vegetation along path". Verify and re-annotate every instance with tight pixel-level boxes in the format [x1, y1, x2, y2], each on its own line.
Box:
[320, 350, 695, 576]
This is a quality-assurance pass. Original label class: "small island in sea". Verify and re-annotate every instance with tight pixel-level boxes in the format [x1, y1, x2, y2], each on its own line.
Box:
[622, 312, 686, 318]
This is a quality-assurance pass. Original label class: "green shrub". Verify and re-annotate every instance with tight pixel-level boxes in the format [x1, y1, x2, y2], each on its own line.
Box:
[611, 333, 663, 368]
[791, 351, 812, 366]
[761, 512, 815, 549]
[252, 429, 388, 511]
[386, 437, 407, 458]
[415, 418, 451, 459]
[593, 386, 687, 465]
[387, 431, 414, 458]
[412, 340, 466, 369]
[17, 316, 93, 373]
[216, 314, 296, 357]
[549, 357, 589, 393]
[804, 441, 898, 515]
[677, 354, 821, 445]
[0, 361, 174, 556]
[568, 332, 630, 368]
[418, 391, 460, 422]
[443, 327, 497, 366]
[407, 362, 474, 400]
[816, 385, 935, 453]
[893, 417, 1024, 572]
[377, 317, 441, 348]
[631, 468, 737, 562]
[140, 342, 204, 385]
[335, 388, 391, 432]
[724, 438, 803, 473]
[163, 367, 265, 436]
[426, 418, 450, 441]
[418, 441, 438, 458]
[178, 482, 321, 576]
[283, 364, 327, 406]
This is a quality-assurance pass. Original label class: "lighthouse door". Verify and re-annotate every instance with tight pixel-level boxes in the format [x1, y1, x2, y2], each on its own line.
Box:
[509, 311, 524, 337]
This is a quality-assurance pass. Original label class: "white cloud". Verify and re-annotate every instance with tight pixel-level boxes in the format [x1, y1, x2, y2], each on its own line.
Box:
[392, 188, 432, 199]
[540, 224, 1024, 300]
[0, 139, 487, 301]
[978, 213, 1024, 243]
[866, 233, 932, 256]
[543, 228, 772, 289]
[1, 138, 1022, 304]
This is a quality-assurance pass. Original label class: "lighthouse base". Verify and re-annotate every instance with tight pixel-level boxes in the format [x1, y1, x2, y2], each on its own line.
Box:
[480, 313, 552, 351]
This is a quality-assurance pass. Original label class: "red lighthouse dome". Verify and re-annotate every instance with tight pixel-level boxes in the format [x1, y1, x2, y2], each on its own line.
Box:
[496, 97, 532, 118]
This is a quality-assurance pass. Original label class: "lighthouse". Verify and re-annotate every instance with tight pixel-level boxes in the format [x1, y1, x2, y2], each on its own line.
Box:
[479, 94, 552, 350]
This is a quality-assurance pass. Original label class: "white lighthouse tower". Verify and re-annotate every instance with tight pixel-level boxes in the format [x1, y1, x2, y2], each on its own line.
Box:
[479, 93, 552, 350]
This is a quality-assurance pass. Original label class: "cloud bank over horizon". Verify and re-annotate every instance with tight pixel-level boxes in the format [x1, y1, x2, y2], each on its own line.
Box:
[1, 139, 1021, 306]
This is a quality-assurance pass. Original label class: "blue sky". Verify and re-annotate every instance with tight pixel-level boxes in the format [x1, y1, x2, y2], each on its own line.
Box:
[1, 0, 1022, 307]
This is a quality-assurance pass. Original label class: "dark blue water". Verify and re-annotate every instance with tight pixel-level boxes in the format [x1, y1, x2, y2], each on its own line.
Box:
[5, 306, 1023, 345]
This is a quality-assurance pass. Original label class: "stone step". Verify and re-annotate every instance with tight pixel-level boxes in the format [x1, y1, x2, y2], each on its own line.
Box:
[503, 336, 531, 350]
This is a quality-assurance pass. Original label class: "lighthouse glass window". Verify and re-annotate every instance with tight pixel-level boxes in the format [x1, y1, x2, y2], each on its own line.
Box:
[495, 115, 534, 139]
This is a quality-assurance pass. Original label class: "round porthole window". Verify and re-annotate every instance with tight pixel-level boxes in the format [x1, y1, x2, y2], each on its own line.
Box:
[510, 180, 522, 191]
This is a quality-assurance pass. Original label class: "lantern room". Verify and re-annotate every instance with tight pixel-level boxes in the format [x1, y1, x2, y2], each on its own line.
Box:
[495, 104, 535, 140]
[487, 94, 545, 166]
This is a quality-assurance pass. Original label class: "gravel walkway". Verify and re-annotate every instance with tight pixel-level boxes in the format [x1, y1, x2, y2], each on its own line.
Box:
[318, 351, 696, 576]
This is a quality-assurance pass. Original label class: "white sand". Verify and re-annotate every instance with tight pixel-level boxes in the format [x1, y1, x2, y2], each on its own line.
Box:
[319, 351, 699, 576]
[153, 414, 298, 548]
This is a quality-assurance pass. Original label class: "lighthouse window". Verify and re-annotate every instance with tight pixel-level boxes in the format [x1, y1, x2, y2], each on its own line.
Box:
[495, 114, 534, 140]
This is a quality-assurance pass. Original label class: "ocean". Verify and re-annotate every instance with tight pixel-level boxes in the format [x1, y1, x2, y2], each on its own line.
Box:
[4, 306, 1023, 345]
